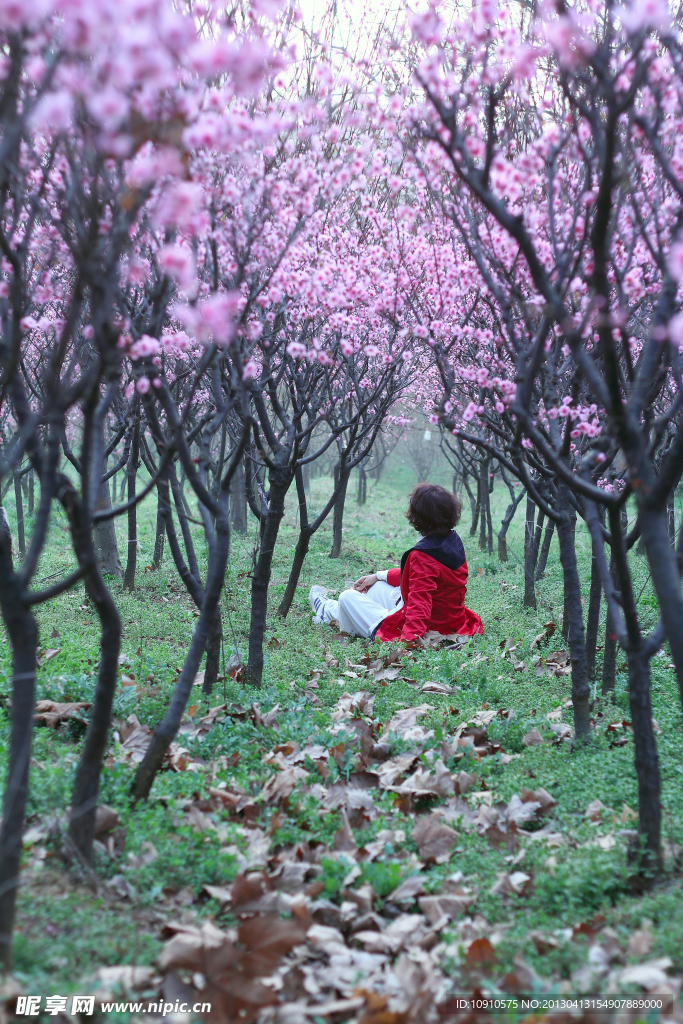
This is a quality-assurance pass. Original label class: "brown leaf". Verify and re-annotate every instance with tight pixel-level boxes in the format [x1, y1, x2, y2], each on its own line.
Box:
[333, 809, 357, 853]
[521, 787, 557, 813]
[412, 815, 457, 864]
[522, 727, 544, 747]
[34, 699, 91, 728]
[466, 937, 497, 966]
[238, 916, 308, 978]
[94, 805, 120, 837]
[585, 798, 609, 822]
[454, 770, 477, 795]
[530, 621, 556, 648]
[50, 627, 60, 639]
[388, 874, 426, 903]
[261, 766, 308, 803]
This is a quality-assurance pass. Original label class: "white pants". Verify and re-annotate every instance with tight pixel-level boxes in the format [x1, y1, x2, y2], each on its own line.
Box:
[321, 580, 402, 638]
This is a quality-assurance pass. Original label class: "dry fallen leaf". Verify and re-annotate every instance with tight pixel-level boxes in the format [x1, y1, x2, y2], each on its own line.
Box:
[522, 727, 545, 747]
[412, 815, 457, 864]
[34, 699, 91, 728]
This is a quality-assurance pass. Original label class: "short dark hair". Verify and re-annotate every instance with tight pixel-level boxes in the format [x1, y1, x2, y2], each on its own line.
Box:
[406, 483, 462, 537]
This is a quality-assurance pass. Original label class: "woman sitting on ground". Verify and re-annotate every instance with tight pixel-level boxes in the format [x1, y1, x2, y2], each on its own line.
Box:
[309, 483, 483, 642]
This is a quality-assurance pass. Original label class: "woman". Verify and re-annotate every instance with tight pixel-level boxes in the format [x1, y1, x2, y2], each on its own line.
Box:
[309, 483, 483, 641]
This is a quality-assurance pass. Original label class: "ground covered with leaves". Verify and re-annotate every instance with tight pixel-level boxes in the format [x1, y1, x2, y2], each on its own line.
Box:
[2, 462, 683, 1022]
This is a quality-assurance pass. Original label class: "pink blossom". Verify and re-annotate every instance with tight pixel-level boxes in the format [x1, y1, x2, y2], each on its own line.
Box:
[667, 241, 683, 283]
[156, 182, 204, 233]
[87, 89, 129, 132]
[129, 335, 160, 360]
[242, 359, 259, 381]
[158, 244, 196, 292]
[136, 376, 151, 394]
[31, 91, 73, 133]
[619, 0, 670, 33]
[668, 313, 683, 349]
[198, 292, 241, 345]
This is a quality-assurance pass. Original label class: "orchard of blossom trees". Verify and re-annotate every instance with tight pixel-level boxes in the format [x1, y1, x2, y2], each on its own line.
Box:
[2, 0, 683, 980]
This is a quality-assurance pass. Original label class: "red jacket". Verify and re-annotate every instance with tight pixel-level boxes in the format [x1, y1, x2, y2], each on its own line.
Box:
[375, 551, 483, 643]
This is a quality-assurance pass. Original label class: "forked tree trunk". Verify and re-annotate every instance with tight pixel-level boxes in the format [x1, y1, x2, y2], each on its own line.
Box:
[535, 519, 555, 580]
[61, 484, 121, 865]
[556, 486, 591, 739]
[0, 512, 37, 969]
[132, 509, 231, 801]
[246, 471, 289, 686]
[202, 609, 222, 696]
[498, 486, 524, 562]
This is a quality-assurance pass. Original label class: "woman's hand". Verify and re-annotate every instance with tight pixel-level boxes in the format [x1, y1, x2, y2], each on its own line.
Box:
[353, 573, 378, 592]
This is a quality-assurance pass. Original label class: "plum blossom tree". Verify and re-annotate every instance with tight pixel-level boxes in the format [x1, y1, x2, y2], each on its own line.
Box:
[375, 0, 683, 870]
[0, 0, 291, 963]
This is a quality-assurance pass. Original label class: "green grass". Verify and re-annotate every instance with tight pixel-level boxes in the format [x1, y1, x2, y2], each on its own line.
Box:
[1, 447, 682, 1010]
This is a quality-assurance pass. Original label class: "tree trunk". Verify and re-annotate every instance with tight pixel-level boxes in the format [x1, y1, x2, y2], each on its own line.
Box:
[486, 479, 494, 556]
[0, 514, 37, 969]
[556, 486, 591, 739]
[279, 530, 311, 618]
[62, 486, 121, 865]
[202, 609, 222, 697]
[535, 519, 554, 581]
[13, 473, 24, 558]
[27, 470, 34, 516]
[357, 463, 367, 505]
[667, 491, 675, 546]
[478, 461, 488, 552]
[246, 474, 289, 686]
[152, 486, 166, 570]
[602, 531, 618, 695]
[626, 645, 662, 873]
[131, 509, 230, 801]
[93, 471, 122, 579]
[230, 457, 247, 535]
[586, 527, 603, 680]
[329, 465, 350, 559]
[470, 476, 481, 537]
[123, 416, 140, 591]
[606, 505, 662, 873]
[523, 495, 537, 610]
[638, 503, 683, 711]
